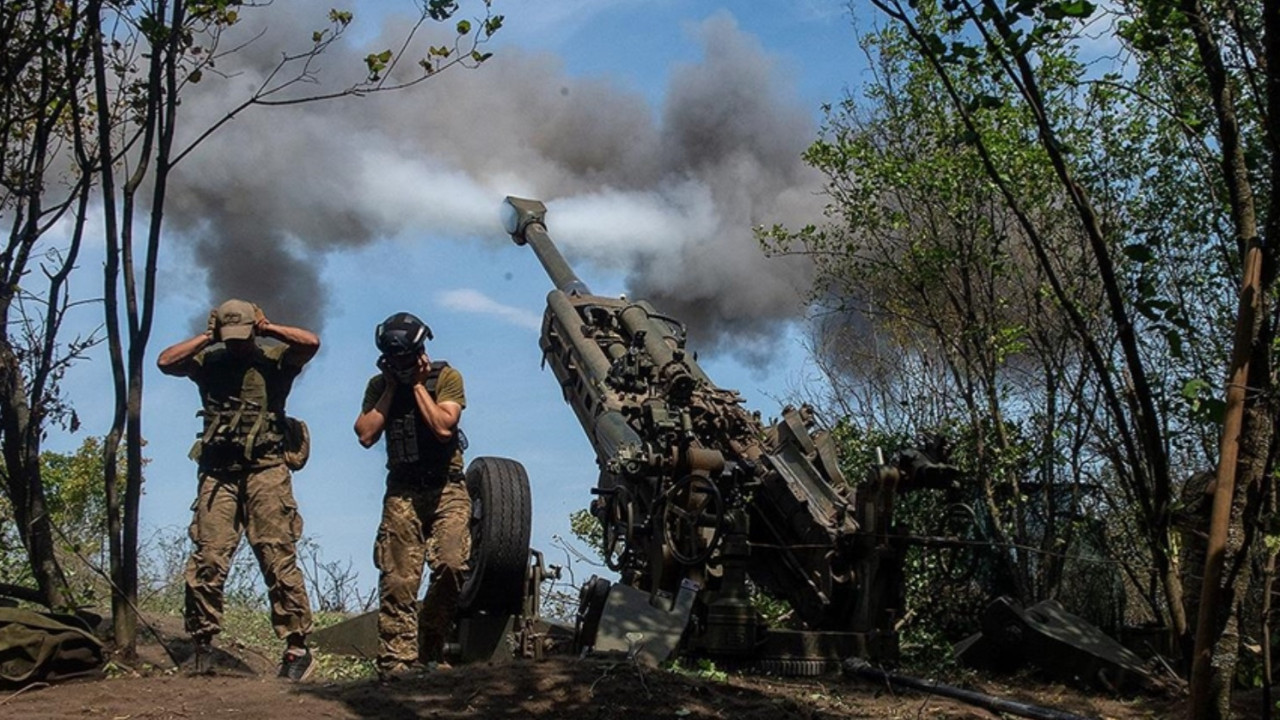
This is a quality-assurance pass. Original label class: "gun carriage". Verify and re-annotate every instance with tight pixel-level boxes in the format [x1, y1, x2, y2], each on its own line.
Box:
[501, 197, 955, 672]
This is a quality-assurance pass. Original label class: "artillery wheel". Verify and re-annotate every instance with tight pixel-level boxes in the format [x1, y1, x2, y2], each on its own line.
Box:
[458, 457, 533, 616]
[661, 474, 724, 566]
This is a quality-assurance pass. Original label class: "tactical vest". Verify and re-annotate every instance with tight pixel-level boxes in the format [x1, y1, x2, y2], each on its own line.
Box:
[189, 344, 293, 472]
[385, 361, 466, 480]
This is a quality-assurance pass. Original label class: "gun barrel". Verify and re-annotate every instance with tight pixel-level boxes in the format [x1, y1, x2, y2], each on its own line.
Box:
[547, 289, 611, 382]
[503, 196, 591, 296]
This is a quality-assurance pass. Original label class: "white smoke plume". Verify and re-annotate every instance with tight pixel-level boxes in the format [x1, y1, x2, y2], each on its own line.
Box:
[164, 3, 826, 365]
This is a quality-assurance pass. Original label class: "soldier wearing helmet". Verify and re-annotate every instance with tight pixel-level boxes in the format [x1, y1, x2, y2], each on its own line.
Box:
[157, 299, 319, 681]
[354, 312, 469, 679]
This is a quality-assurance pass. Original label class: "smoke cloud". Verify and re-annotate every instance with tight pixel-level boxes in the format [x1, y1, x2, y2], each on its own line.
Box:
[165, 4, 826, 365]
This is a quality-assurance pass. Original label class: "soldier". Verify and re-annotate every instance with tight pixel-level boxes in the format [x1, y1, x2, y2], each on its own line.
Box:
[157, 299, 319, 681]
[354, 312, 470, 680]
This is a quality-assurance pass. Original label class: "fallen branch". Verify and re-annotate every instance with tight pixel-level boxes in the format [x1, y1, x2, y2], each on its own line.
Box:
[0, 681, 50, 706]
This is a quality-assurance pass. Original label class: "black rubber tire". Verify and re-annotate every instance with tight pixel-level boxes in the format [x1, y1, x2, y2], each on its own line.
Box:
[458, 456, 533, 616]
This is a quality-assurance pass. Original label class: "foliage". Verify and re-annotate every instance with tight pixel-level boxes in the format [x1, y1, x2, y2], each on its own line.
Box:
[0, 438, 126, 606]
[765, 11, 1129, 629]
[666, 657, 729, 683]
[779, 1, 1278, 711]
[897, 621, 961, 675]
[26, 0, 505, 653]
[569, 507, 603, 559]
[761, 6, 1280, 690]
[203, 602, 378, 681]
[0, 0, 106, 610]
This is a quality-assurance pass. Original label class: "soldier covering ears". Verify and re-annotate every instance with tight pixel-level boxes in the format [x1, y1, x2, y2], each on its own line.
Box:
[354, 312, 470, 680]
[157, 299, 319, 681]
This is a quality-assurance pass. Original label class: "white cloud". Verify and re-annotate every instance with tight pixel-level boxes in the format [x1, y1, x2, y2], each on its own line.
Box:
[437, 288, 543, 330]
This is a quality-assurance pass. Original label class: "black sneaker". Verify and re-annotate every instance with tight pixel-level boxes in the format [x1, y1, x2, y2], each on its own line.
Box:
[278, 647, 315, 682]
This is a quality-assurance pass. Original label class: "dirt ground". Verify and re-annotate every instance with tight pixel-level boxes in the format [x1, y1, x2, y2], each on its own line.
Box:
[0, 658, 1178, 720]
[8, 646, 1261, 720]
[0, 615, 1266, 720]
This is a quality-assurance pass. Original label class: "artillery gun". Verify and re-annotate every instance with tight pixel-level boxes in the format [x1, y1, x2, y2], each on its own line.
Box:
[502, 196, 954, 672]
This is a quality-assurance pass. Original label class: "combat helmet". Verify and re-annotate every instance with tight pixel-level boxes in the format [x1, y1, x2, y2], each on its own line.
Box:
[376, 312, 433, 357]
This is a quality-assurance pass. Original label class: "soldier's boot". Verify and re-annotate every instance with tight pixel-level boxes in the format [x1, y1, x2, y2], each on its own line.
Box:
[418, 571, 462, 667]
[278, 634, 315, 682]
[186, 634, 215, 675]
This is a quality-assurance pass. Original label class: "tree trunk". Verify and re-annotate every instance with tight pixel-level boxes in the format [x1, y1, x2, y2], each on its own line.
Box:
[1184, 0, 1273, 712]
[0, 341, 68, 610]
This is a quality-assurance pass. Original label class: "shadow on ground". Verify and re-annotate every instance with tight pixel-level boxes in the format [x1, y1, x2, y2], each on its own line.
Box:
[297, 656, 1058, 720]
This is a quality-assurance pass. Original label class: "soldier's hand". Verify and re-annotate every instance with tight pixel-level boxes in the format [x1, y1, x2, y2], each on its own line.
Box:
[206, 309, 219, 339]
[377, 356, 399, 386]
[252, 303, 269, 331]
[413, 353, 432, 384]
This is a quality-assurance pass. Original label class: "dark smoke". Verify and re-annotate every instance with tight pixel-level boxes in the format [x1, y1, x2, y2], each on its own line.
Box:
[166, 4, 826, 365]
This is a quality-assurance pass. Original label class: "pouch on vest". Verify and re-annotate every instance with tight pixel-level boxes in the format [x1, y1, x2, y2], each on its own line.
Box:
[383, 361, 466, 474]
[189, 397, 283, 470]
[0, 607, 104, 687]
[282, 416, 310, 471]
[386, 414, 421, 466]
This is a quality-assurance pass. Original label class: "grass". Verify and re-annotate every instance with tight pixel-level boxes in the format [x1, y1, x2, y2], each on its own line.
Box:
[218, 606, 379, 681]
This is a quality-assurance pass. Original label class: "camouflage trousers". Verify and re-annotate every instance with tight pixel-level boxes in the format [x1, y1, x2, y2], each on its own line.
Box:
[184, 463, 314, 641]
[374, 475, 471, 669]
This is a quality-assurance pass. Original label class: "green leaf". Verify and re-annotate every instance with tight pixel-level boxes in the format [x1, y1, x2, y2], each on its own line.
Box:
[1181, 378, 1210, 400]
[427, 0, 459, 21]
[1059, 1, 1097, 18]
[1043, 0, 1096, 21]
[364, 49, 392, 76]
[456, 19, 471, 35]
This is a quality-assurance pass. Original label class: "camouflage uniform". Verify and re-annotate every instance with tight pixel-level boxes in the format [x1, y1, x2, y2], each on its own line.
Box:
[363, 365, 469, 669]
[181, 341, 313, 642]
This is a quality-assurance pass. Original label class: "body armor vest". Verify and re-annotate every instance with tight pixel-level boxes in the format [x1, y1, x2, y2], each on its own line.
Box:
[190, 344, 293, 472]
[385, 361, 466, 479]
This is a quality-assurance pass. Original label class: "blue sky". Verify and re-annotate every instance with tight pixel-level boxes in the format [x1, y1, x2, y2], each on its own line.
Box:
[50, 0, 876, 601]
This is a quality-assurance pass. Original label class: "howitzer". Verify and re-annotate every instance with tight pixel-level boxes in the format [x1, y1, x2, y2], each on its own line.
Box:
[502, 197, 957, 670]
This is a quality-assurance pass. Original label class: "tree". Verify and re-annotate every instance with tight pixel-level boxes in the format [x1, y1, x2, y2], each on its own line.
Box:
[2, 0, 503, 656]
[768, 3, 1193, 645]
[768, 1, 1276, 710]
[1, 0, 104, 611]
[0, 437, 125, 605]
[766, 20, 1120, 613]
[817, 1, 1274, 716]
